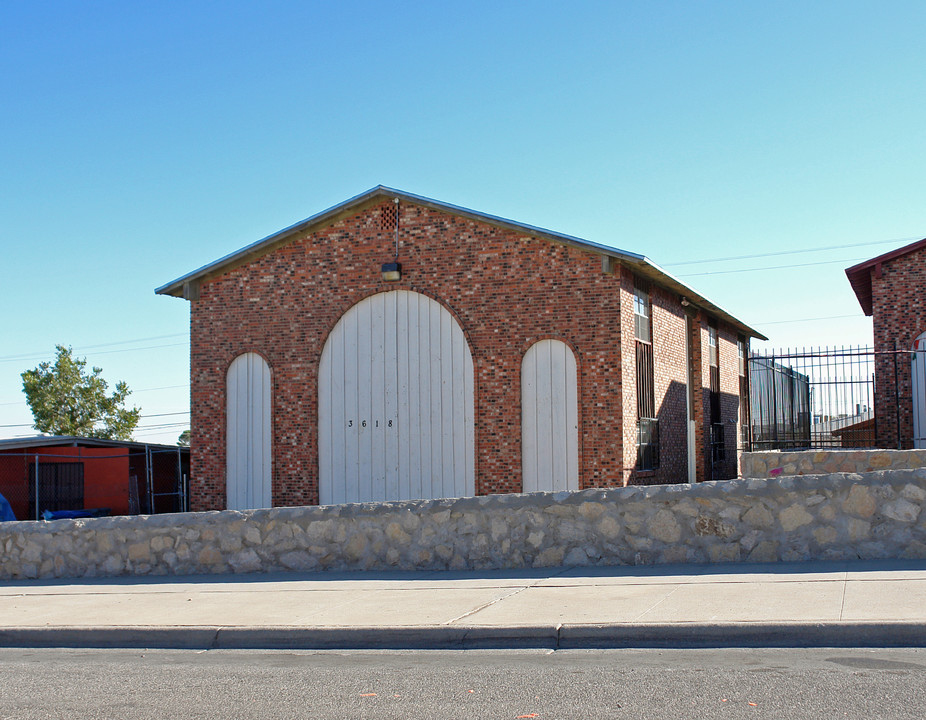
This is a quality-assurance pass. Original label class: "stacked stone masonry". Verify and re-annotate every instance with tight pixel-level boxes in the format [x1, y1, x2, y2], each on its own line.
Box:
[742, 449, 926, 479]
[3, 468, 926, 581]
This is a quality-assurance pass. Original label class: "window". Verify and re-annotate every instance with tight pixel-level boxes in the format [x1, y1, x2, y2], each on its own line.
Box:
[634, 279, 658, 470]
[708, 321, 720, 420]
[633, 282, 651, 343]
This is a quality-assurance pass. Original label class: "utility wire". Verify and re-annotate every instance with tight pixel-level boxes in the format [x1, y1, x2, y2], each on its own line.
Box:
[0, 334, 188, 363]
[0, 342, 188, 364]
[755, 314, 865, 326]
[678, 256, 867, 278]
[664, 235, 920, 267]
[0, 384, 188, 407]
[0, 410, 190, 429]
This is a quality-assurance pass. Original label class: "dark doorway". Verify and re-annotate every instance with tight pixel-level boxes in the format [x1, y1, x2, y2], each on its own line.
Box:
[29, 462, 84, 517]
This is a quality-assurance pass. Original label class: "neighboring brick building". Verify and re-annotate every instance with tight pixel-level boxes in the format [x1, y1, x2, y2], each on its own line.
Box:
[847, 238, 926, 449]
[157, 187, 764, 511]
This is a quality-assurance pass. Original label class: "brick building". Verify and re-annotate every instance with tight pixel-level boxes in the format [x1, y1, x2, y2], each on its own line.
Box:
[157, 187, 764, 511]
[847, 238, 926, 449]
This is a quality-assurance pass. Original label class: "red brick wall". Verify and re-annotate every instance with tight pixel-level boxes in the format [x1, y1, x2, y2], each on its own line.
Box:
[0, 447, 130, 519]
[688, 313, 706, 482]
[649, 286, 690, 484]
[689, 313, 740, 481]
[716, 323, 742, 480]
[188, 200, 742, 509]
[871, 248, 926, 448]
[620, 279, 691, 486]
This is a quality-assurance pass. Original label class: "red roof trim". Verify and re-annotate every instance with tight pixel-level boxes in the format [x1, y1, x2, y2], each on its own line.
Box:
[846, 237, 926, 316]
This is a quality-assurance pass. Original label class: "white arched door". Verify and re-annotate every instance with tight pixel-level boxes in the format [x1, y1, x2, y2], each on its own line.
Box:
[318, 290, 475, 505]
[521, 339, 579, 493]
[226, 352, 272, 510]
[913, 333, 926, 449]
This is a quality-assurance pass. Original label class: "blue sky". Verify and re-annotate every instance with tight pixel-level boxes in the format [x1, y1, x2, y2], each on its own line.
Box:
[2, 1, 924, 444]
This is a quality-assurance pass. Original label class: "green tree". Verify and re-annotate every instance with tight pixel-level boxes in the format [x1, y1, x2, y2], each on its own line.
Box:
[177, 429, 190, 447]
[21, 345, 141, 440]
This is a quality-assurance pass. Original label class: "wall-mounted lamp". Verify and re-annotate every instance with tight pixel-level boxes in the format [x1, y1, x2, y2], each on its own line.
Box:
[680, 297, 691, 307]
[381, 262, 402, 282]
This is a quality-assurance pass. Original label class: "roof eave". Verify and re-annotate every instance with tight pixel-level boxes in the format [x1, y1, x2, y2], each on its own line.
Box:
[155, 185, 397, 298]
[0, 435, 187, 451]
[624, 256, 767, 340]
[844, 237, 926, 318]
[155, 186, 765, 339]
[845, 265, 874, 317]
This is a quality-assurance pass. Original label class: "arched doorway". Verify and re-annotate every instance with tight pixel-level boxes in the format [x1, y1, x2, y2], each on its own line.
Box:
[318, 290, 475, 504]
[521, 339, 579, 493]
[226, 352, 272, 510]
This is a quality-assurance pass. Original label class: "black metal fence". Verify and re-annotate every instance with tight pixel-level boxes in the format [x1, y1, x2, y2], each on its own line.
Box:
[0, 446, 189, 522]
[746, 345, 907, 451]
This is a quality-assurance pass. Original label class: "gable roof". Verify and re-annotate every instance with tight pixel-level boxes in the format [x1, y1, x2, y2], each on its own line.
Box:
[846, 237, 926, 316]
[156, 185, 766, 339]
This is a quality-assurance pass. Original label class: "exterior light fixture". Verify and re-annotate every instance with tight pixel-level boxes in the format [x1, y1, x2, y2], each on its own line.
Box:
[381, 262, 401, 282]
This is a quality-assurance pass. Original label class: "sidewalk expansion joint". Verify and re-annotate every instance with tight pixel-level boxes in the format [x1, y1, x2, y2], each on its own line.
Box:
[443, 567, 574, 625]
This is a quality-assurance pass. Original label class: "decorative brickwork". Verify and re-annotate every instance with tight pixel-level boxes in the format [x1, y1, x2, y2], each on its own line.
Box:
[180, 195, 749, 509]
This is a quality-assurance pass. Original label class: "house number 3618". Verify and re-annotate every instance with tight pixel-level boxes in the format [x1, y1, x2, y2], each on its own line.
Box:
[347, 420, 394, 428]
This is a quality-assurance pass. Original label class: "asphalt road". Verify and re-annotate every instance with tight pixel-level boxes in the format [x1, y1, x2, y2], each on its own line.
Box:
[1, 647, 924, 719]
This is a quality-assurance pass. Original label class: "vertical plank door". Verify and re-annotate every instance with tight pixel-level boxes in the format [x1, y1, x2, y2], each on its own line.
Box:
[226, 352, 272, 510]
[521, 339, 579, 493]
[319, 291, 475, 504]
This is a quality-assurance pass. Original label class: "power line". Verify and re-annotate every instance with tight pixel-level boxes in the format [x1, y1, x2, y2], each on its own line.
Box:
[678, 256, 867, 278]
[663, 235, 920, 267]
[134, 421, 189, 430]
[755, 313, 865, 326]
[134, 384, 189, 393]
[0, 410, 190, 429]
[0, 342, 188, 364]
[0, 333, 187, 362]
[0, 384, 188, 407]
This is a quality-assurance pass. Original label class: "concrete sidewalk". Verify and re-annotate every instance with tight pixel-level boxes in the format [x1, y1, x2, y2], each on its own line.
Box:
[2, 560, 926, 650]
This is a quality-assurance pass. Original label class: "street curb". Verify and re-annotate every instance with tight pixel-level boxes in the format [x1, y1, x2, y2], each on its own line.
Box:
[557, 622, 926, 648]
[2, 622, 926, 650]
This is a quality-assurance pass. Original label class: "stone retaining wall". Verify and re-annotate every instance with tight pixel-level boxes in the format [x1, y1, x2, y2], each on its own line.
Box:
[2, 469, 926, 581]
[742, 449, 926, 479]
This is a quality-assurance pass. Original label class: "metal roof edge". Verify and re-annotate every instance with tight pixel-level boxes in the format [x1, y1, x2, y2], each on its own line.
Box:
[628, 256, 767, 340]
[0, 435, 188, 452]
[155, 185, 650, 297]
[155, 185, 393, 297]
[154, 186, 764, 338]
